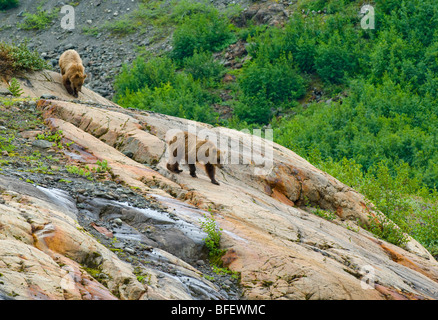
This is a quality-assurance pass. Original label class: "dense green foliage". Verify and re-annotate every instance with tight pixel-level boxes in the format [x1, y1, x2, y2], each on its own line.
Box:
[235, 54, 305, 123]
[0, 0, 19, 10]
[113, 0, 438, 253]
[0, 41, 50, 75]
[113, 1, 231, 123]
[269, 0, 438, 191]
[114, 55, 219, 123]
[17, 8, 58, 30]
[170, 9, 236, 61]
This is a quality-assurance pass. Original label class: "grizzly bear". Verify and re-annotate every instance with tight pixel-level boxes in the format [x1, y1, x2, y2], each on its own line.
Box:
[166, 131, 223, 185]
[59, 49, 87, 98]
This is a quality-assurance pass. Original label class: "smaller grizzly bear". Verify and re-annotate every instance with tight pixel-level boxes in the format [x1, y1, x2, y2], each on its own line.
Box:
[166, 131, 223, 185]
[59, 49, 87, 98]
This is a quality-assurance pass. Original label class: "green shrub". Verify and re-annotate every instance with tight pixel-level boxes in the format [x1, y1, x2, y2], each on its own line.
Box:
[7, 78, 23, 97]
[314, 33, 356, 84]
[301, 152, 437, 251]
[171, 10, 236, 60]
[0, 41, 49, 75]
[199, 213, 226, 262]
[182, 50, 225, 85]
[169, 0, 213, 23]
[239, 54, 306, 105]
[0, 0, 19, 10]
[116, 71, 218, 124]
[114, 56, 176, 98]
[18, 9, 57, 30]
[102, 19, 137, 35]
[272, 75, 438, 189]
[232, 93, 273, 125]
[114, 54, 220, 123]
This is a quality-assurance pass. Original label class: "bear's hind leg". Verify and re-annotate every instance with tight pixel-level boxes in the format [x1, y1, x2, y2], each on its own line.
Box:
[205, 163, 219, 185]
[167, 162, 183, 173]
[189, 164, 197, 178]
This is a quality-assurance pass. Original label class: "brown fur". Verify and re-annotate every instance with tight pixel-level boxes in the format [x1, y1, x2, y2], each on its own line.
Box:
[59, 49, 87, 98]
[166, 131, 223, 185]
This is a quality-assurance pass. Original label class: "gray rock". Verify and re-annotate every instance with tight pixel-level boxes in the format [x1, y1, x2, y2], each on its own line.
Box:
[0, 88, 11, 96]
[40, 94, 58, 100]
[64, 43, 75, 50]
[32, 140, 53, 149]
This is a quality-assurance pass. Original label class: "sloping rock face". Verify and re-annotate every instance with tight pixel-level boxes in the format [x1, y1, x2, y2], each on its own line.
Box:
[0, 175, 225, 300]
[2, 71, 438, 300]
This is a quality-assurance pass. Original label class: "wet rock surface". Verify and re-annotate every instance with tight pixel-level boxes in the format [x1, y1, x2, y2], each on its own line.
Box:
[0, 173, 241, 300]
[0, 99, 241, 300]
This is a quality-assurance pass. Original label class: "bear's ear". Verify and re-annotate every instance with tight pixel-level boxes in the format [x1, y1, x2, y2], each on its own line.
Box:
[83, 74, 87, 79]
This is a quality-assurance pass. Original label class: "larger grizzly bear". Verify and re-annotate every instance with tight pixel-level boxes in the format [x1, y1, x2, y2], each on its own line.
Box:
[166, 131, 224, 185]
[59, 49, 87, 98]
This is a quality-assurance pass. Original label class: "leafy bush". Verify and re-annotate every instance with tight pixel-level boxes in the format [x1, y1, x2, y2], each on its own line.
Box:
[315, 38, 355, 84]
[231, 53, 305, 124]
[101, 19, 137, 35]
[246, 14, 319, 73]
[239, 54, 306, 104]
[273, 76, 438, 189]
[18, 9, 57, 30]
[302, 151, 437, 251]
[114, 56, 176, 98]
[171, 10, 236, 60]
[118, 82, 217, 123]
[0, 0, 19, 10]
[232, 93, 273, 125]
[182, 50, 225, 85]
[0, 41, 49, 75]
[8, 78, 23, 97]
[199, 213, 226, 262]
[114, 57, 218, 124]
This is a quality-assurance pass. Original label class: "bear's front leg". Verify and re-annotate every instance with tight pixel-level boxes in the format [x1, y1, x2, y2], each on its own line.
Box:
[63, 77, 74, 95]
[205, 163, 219, 185]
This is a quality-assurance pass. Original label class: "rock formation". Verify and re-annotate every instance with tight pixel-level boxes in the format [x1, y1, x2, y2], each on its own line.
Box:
[0, 71, 438, 300]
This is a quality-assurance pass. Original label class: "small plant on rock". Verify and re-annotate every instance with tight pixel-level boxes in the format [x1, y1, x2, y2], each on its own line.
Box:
[199, 213, 226, 263]
[7, 78, 23, 97]
[95, 159, 110, 173]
